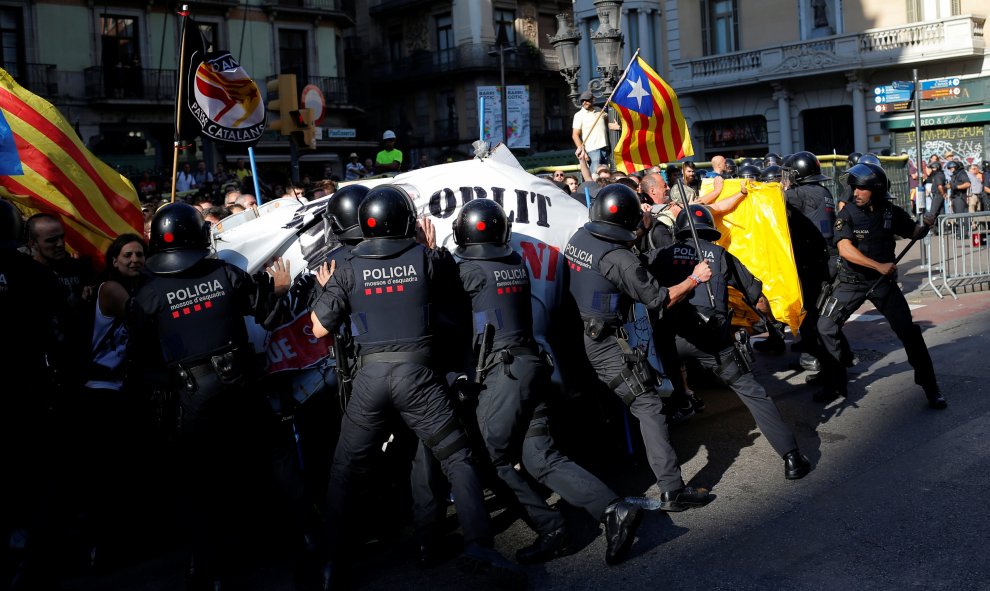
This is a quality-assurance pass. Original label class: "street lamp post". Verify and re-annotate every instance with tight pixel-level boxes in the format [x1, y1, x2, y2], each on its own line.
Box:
[489, 23, 515, 145]
[548, 0, 625, 107]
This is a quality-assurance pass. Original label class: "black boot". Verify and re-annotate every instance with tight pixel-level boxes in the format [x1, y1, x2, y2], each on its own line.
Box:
[658, 486, 711, 512]
[783, 450, 811, 480]
[458, 542, 527, 590]
[515, 526, 574, 564]
[602, 501, 643, 565]
[924, 386, 948, 409]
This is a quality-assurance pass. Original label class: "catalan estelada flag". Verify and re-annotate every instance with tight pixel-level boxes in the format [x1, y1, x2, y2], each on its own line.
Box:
[0, 68, 142, 265]
[610, 57, 694, 173]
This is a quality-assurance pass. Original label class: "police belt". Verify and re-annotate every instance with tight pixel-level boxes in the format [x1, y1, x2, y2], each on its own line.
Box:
[356, 351, 431, 369]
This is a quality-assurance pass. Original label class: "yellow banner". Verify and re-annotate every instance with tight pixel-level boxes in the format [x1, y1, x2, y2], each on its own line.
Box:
[702, 177, 805, 335]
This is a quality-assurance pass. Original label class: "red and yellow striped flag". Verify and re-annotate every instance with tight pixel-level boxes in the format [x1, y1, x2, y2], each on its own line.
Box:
[610, 57, 694, 174]
[0, 68, 142, 265]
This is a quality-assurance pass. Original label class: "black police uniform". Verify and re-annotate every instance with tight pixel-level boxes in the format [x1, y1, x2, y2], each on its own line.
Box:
[458, 252, 618, 543]
[129, 256, 288, 580]
[816, 198, 940, 401]
[564, 226, 687, 494]
[310, 239, 497, 561]
[783, 181, 855, 366]
[947, 167, 970, 217]
[0, 242, 67, 586]
[650, 240, 801, 459]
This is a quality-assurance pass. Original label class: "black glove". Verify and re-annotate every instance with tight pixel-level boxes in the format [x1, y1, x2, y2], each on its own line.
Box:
[450, 375, 485, 402]
[912, 223, 931, 241]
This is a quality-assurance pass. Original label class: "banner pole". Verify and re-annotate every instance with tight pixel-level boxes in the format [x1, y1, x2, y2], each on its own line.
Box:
[248, 146, 262, 205]
[171, 4, 190, 204]
[479, 96, 485, 142]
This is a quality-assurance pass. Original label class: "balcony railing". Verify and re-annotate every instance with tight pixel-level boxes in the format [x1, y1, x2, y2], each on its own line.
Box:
[369, 43, 557, 81]
[311, 76, 349, 105]
[20, 63, 58, 96]
[261, 0, 354, 23]
[84, 66, 176, 102]
[670, 14, 985, 92]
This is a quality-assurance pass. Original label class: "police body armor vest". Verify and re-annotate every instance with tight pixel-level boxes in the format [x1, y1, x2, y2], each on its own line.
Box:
[565, 227, 626, 326]
[151, 262, 244, 366]
[464, 254, 533, 350]
[348, 243, 430, 349]
[795, 184, 836, 242]
[659, 241, 730, 321]
[839, 201, 896, 281]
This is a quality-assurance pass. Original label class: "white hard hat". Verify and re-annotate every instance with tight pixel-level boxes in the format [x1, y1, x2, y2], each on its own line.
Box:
[382, 130, 396, 140]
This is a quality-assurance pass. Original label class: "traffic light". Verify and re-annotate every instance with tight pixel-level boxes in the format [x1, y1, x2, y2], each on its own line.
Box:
[265, 74, 298, 135]
[290, 108, 317, 150]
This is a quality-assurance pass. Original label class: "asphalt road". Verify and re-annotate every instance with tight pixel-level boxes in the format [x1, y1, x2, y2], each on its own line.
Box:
[56, 241, 990, 591]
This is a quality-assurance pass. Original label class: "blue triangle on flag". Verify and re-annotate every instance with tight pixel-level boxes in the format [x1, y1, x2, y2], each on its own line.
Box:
[0, 110, 24, 176]
[612, 60, 654, 116]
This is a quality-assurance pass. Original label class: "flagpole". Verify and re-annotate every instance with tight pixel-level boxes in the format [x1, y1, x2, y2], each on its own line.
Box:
[248, 146, 262, 205]
[577, 48, 641, 157]
[171, 4, 190, 204]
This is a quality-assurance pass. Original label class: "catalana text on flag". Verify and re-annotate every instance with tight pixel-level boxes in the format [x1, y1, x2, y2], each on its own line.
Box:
[179, 18, 266, 148]
[610, 57, 694, 174]
[0, 68, 142, 266]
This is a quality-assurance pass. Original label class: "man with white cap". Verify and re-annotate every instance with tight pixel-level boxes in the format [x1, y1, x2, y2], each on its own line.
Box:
[375, 129, 403, 174]
[344, 152, 366, 181]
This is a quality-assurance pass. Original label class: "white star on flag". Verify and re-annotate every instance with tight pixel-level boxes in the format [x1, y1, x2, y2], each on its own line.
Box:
[624, 75, 650, 111]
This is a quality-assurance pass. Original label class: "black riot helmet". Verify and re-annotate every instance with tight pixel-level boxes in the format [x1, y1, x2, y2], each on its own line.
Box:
[944, 160, 962, 173]
[723, 159, 737, 178]
[146, 202, 211, 274]
[738, 164, 762, 180]
[352, 184, 418, 258]
[846, 152, 862, 169]
[452, 199, 512, 260]
[859, 153, 881, 167]
[675, 204, 721, 242]
[585, 183, 641, 242]
[784, 151, 830, 184]
[0, 198, 23, 246]
[763, 152, 783, 167]
[845, 162, 890, 196]
[928, 160, 942, 172]
[760, 165, 783, 183]
[324, 183, 370, 243]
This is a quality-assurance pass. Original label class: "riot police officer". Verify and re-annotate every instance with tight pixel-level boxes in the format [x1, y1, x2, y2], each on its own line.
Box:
[309, 186, 525, 589]
[780, 151, 849, 373]
[815, 163, 945, 409]
[127, 202, 296, 590]
[452, 199, 642, 566]
[650, 205, 812, 480]
[564, 183, 713, 511]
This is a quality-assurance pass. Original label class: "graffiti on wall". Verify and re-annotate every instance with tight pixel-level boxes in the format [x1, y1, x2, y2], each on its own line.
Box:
[894, 126, 986, 165]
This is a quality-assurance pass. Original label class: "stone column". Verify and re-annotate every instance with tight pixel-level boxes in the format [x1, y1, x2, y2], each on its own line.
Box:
[638, 8, 649, 63]
[847, 73, 868, 153]
[772, 83, 793, 154]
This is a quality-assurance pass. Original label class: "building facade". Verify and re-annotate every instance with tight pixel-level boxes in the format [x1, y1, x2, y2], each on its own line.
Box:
[570, 0, 988, 163]
[4, 0, 986, 183]
[0, 0, 363, 181]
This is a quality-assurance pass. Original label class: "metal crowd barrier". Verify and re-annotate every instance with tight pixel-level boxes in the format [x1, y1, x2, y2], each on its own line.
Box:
[922, 211, 990, 299]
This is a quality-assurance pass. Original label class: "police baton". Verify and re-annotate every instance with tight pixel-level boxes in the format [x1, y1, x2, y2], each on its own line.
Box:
[864, 232, 924, 299]
[673, 175, 717, 308]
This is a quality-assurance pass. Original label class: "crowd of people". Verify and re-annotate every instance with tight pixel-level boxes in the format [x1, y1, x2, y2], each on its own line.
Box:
[1, 146, 967, 591]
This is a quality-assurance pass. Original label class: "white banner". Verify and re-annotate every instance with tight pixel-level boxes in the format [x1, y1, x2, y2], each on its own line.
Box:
[213, 146, 588, 375]
[477, 86, 504, 144]
[478, 86, 530, 148]
[506, 85, 530, 149]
